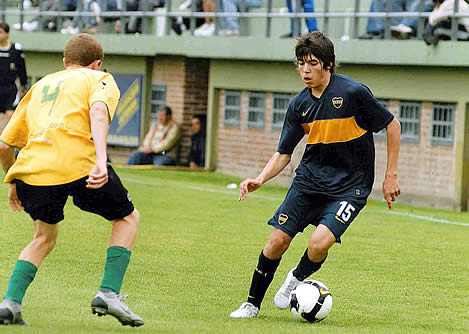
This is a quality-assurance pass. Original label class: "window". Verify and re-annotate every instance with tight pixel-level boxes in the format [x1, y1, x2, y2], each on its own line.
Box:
[399, 101, 420, 143]
[248, 92, 265, 129]
[272, 93, 290, 130]
[151, 84, 166, 119]
[374, 99, 389, 140]
[431, 103, 455, 146]
[224, 90, 241, 127]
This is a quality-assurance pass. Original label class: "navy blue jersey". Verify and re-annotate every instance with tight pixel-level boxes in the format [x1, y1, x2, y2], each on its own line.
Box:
[0, 42, 27, 89]
[277, 73, 394, 199]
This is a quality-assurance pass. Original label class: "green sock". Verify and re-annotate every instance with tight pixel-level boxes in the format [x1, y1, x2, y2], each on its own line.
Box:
[4, 260, 38, 304]
[99, 246, 131, 294]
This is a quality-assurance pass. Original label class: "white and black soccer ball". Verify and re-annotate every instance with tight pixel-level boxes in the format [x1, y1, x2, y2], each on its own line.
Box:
[289, 280, 332, 323]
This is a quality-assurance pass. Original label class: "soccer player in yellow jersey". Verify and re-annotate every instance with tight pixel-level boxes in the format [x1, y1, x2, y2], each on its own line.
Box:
[0, 34, 143, 327]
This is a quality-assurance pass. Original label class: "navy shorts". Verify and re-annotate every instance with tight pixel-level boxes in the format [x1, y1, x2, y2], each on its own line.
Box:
[268, 186, 367, 242]
[15, 165, 135, 224]
[0, 86, 17, 113]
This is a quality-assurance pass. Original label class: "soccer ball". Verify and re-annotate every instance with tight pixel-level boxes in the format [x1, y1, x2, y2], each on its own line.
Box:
[289, 280, 332, 323]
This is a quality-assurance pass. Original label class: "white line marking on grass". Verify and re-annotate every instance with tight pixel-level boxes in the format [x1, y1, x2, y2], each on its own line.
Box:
[122, 177, 282, 201]
[123, 177, 469, 227]
[367, 210, 469, 227]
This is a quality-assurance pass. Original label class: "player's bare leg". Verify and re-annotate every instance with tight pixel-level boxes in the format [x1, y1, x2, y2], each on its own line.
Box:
[91, 209, 144, 327]
[0, 220, 58, 325]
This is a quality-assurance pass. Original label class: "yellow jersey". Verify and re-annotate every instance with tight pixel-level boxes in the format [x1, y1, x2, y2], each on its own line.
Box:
[1, 68, 120, 185]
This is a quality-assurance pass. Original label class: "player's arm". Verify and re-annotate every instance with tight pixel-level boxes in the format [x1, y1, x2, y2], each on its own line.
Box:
[15, 44, 28, 97]
[382, 117, 401, 210]
[238, 152, 291, 201]
[239, 96, 303, 201]
[0, 142, 23, 211]
[86, 102, 109, 189]
[0, 141, 15, 174]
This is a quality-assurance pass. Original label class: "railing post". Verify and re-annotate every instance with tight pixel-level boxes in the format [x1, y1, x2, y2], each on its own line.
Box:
[417, 0, 425, 40]
[239, 0, 247, 36]
[451, 0, 459, 41]
[165, 0, 172, 35]
[293, 0, 301, 37]
[265, 0, 272, 37]
[189, 0, 197, 34]
[215, 0, 221, 35]
[384, 0, 392, 40]
[323, 0, 330, 35]
[140, 0, 151, 35]
[0, 0, 5, 23]
[77, 0, 84, 32]
[37, 0, 44, 32]
[353, 0, 360, 39]
[19, 0, 24, 30]
[57, 0, 64, 31]
[120, 0, 127, 34]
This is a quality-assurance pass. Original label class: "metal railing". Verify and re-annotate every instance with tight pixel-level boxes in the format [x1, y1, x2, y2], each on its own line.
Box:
[0, 0, 468, 41]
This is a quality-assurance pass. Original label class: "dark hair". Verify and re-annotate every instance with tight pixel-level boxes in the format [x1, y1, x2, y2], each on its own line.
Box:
[0, 22, 9, 33]
[64, 33, 103, 66]
[159, 106, 172, 116]
[192, 114, 206, 132]
[295, 31, 336, 73]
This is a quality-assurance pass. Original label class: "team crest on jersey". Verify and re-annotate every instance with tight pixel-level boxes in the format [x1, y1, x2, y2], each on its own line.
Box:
[332, 97, 343, 109]
[278, 214, 288, 225]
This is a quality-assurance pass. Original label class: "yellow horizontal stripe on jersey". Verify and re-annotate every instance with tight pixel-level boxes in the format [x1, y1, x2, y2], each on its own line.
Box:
[301, 116, 367, 144]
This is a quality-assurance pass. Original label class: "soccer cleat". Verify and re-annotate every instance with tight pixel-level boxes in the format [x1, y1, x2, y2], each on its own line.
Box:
[0, 299, 28, 326]
[230, 302, 259, 318]
[91, 290, 144, 327]
[274, 267, 301, 309]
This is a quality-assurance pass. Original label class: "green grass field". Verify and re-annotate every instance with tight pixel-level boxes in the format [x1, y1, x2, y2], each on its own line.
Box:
[0, 168, 468, 333]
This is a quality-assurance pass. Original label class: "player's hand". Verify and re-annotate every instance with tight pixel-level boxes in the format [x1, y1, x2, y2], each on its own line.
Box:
[142, 146, 153, 154]
[8, 183, 24, 212]
[238, 178, 262, 201]
[382, 174, 400, 210]
[86, 162, 108, 189]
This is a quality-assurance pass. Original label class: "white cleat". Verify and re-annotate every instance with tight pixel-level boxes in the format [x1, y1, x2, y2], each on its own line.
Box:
[230, 302, 259, 318]
[91, 290, 144, 327]
[274, 268, 301, 309]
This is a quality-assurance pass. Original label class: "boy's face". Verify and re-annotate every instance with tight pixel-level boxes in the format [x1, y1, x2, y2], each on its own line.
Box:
[191, 118, 201, 134]
[297, 53, 330, 90]
[0, 28, 8, 44]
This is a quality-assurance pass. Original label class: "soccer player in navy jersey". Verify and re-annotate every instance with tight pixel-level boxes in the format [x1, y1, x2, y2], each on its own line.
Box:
[230, 31, 401, 318]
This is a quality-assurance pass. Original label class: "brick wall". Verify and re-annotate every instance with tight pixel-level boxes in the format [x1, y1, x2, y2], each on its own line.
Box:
[152, 56, 209, 164]
[216, 91, 459, 209]
[373, 101, 457, 209]
[216, 90, 305, 184]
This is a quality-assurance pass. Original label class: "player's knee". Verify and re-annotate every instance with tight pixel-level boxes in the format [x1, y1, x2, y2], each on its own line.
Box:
[123, 208, 140, 230]
[33, 231, 57, 254]
[307, 238, 330, 257]
[267, 234, 291, 254]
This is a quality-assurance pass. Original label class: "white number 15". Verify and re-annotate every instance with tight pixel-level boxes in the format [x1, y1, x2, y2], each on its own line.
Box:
[336, 201, 356, 222]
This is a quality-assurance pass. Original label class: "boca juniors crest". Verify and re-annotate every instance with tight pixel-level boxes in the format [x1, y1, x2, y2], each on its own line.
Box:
[332, 97, 343, 109]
